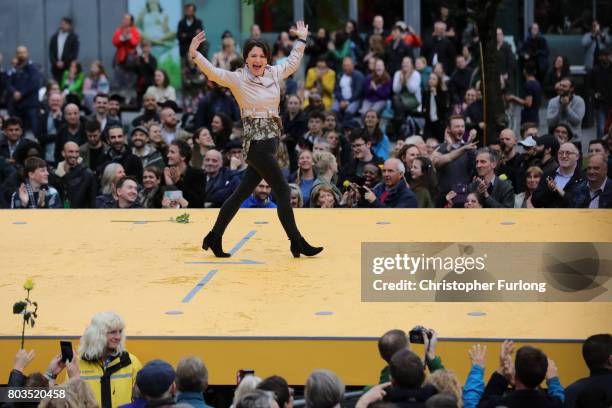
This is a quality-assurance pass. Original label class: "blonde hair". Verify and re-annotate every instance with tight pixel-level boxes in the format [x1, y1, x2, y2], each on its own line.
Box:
[314, 151, 337, 175]
[277, 140, 290, 169]
[100, 163, 125, 195]
[78, 311, 126, 361]
[289, 183, 304, 208]
[232, 375, 262, 407]
[424, 369, 463, 408]
[39, 378, 98, 408]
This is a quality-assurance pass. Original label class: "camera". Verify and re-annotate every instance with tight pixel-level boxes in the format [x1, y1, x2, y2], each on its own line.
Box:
[409, 325, 433, 344]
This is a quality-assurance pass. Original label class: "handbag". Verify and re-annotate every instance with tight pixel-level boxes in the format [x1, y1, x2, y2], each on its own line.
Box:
[399, 90, 419, 113]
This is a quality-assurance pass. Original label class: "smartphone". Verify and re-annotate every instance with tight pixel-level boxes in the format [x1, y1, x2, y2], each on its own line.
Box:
[164, 190, 183, 201]
[236, 369, 255, 385]
[60, 341, 73, 363]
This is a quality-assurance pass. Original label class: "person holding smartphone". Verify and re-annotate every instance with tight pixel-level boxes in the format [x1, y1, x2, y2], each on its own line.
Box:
[189, 22, 323, 258]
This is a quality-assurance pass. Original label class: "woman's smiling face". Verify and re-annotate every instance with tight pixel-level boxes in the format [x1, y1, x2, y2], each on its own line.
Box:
[246, 46, 267, 77]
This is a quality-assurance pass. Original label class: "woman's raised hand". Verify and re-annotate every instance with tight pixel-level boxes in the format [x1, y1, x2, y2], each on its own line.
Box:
[291, 20, 309, 41]
[189, 31, 207, 60]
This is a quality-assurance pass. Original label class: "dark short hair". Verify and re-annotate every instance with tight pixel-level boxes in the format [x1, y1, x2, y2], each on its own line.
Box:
[23, 157, 47, 179]
[378, 329, 408, 363]
[515, 346, 548, 389]
[257, 376, 291, 408]
[15, 140, 42, 165]
[390, 349, 425, 389]
[349, 128, 370, 145]
[61, 17, 73, 26]
[171, 139, 192, 164]
[85, 120, 101, 133]
[243, 39, 272, 63]
[447, 115, 465, 127]
[3, 116, 23, 129]
[176, 357, 208, 393]
[184, 3, 196, 11]
[94, 92, 109, 102]
[308, 111, 325, 122]
[582, 334, 611, 371]
[588, 139, 609, 151]
[116, 176, 138, 190]
[520, 122, 538, 137]
[107, 124, 124, 136]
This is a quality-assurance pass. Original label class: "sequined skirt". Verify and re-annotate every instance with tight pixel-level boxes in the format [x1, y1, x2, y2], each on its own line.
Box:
[242, 117, 282, 154]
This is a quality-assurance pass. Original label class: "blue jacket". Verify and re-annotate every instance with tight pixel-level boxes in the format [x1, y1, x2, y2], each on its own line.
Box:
[7, 61, 41, 108]
[463, 364, 485, 408]
[366, 180, 418, 208]
[565, 178, 612, 208]
[333, 69, 365, 103]
[204, 167, 241, 208]
[241, 195, 277, 208]
[176, 391, 214, 408]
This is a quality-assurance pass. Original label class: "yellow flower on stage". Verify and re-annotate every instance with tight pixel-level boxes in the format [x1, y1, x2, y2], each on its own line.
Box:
[23, 279, 34, 291]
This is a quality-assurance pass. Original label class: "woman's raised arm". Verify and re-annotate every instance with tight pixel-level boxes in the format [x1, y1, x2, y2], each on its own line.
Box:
[190, 31, 237, 89]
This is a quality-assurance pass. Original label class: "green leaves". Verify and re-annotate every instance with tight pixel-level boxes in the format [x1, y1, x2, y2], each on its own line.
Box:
[13, 301, 27, 314]
[171, 213, 191, 224]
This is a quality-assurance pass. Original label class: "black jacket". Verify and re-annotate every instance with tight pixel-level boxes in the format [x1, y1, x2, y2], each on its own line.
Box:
[532, 166, 585, 208]
[36, 106, 64, 153]
[478, 372, 562, 408]
[468, 176, 515, 208]
[564, 368, 612, 408]
[177, 17, 205, 57]
[382, 385, 438, 408]
[421, 36, 456, 74]
[385, 40, 415, 78]
[49, 30, 80, 69]
[57, 163, 97, 208]
[565, 178, 612, 208]
[162, 165, 207, 208]
[100, 148, 144, 183]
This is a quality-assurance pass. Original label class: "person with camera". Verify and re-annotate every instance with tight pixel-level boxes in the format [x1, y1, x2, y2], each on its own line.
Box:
[546, 78, 585, 140]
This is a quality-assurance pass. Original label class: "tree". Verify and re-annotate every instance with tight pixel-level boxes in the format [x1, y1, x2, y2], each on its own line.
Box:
[468, 0, 507, 145]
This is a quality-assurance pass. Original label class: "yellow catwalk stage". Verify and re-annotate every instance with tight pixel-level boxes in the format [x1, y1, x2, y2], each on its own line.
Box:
[1, 209, 611, 386]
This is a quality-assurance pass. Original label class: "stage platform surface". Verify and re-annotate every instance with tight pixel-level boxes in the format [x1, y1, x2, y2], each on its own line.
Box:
[1, 209, 611, 386]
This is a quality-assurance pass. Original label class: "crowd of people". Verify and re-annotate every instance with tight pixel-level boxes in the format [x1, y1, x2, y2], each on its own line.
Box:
[0, 3, 611, 210]
[4, 311, 611, 408]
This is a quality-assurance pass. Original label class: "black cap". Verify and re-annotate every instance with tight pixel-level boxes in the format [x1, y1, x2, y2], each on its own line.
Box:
[225, 139, 243, 150]
[109, 94, 125, 104]
[158, 100, 181, 113]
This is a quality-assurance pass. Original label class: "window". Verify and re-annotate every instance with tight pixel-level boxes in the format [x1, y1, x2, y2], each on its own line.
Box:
[305, 0, 350, 31]
[254, 0, 294, 32]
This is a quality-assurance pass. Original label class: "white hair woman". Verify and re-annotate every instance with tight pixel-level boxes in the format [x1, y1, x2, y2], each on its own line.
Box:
[231, 375, 262, 408]
[305, 369, 345, 408]
[77, 311, 142, 408]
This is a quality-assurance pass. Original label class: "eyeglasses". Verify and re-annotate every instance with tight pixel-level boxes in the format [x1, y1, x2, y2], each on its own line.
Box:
[558, 151, 577, 157]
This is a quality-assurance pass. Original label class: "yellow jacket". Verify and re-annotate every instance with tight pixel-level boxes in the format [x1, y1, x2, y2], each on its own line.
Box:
[78, 351, 142, 408]
[304, 68, 336, 110]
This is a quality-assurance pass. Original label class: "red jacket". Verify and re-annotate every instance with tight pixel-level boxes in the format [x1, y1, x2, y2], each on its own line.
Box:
[112, 26, 140, 64]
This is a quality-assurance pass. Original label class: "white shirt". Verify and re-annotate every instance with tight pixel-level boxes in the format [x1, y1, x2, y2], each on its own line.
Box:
[554, 168, 573, 190]
[339, 74, 353, 100]
[57, 31, 69, 60]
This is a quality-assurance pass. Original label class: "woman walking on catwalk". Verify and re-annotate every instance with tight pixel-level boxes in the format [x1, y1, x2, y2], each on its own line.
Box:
[189, 21, 323, 258]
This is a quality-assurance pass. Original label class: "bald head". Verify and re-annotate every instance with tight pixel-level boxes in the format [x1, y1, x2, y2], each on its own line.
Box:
[434, 21, 447, 36]
[499, 129, 517, 151]
[64, 103, 81, 126]
[203, 149, 223, 175]
[62, 141, 80, 167]
[586, 153, 608, 186]
[16, 46, 28, 64]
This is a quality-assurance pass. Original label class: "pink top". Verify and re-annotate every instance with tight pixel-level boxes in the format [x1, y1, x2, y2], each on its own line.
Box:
[193, 41, 305, 119]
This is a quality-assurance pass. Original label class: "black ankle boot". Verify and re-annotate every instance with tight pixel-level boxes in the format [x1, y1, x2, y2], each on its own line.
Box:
[202, 231, 231, 257]
[290, 236, 323, 258]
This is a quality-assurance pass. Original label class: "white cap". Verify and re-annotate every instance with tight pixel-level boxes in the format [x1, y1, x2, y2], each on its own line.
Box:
[519, 136, 537, 148]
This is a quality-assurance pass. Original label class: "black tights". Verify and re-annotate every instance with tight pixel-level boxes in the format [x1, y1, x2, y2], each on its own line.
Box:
[211, 138, 301, 240]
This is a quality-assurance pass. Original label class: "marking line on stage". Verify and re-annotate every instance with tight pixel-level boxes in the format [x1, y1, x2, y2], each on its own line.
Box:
[182, 269, 219, 303]
[229, 230, 257, 255]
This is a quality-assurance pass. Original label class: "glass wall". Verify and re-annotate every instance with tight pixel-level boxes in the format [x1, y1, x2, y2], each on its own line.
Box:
[357, 0, 404, 31]
[304, 0, 350, 31]
[254, 0, 294, 32]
